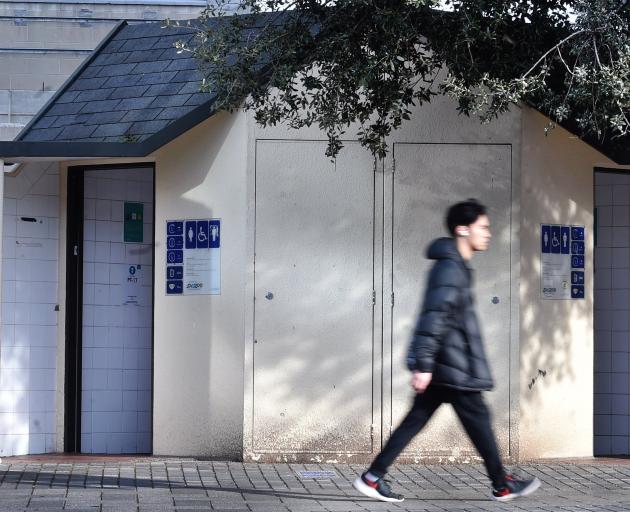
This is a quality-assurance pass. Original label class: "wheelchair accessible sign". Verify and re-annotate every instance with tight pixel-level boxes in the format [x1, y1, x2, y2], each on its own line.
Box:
[166, 219, 221, 295]
[541, 224, 585, 300]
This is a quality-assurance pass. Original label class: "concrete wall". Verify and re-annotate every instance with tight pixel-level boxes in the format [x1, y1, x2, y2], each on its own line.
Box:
[518, 108, 615, 459]
[151, 111, 247, 458]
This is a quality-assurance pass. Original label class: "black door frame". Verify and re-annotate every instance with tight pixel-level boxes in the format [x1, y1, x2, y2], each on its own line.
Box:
[64, 163, 156, 453]
[64, 168, 84, 452]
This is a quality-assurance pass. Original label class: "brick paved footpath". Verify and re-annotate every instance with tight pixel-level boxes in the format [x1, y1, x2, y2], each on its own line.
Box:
[1, 457, 630, 511]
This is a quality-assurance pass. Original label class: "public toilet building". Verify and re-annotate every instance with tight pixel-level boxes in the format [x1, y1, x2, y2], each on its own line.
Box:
[0, 18, 628, 463]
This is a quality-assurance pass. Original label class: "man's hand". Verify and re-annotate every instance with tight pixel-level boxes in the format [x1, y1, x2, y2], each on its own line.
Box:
[411, 371, 432, 394]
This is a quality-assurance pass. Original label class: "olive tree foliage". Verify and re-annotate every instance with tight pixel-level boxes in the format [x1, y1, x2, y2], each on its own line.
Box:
[169, 0, 630, 157]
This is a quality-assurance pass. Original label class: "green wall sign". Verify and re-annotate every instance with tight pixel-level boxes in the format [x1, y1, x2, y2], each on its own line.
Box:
[124, 202, 144, 243]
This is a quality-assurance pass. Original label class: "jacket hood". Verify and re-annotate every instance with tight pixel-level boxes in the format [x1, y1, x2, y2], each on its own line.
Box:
[426, 237, 461, 261]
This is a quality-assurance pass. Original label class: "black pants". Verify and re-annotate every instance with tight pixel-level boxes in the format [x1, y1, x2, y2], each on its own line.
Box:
[368, 386, 506, 489]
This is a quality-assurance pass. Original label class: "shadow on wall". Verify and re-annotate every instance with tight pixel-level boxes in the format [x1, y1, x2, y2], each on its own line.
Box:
[390, 142, 513, 461]
[153, 111, 243, 458]
[518, 121, 594, 458]
[252, 140, 376, 457]
[251, 140, 516, 461]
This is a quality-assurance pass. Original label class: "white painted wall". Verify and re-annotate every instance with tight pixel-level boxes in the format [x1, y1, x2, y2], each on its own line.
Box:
[152, 111, 247, 457]
[0, 162, 59, 456]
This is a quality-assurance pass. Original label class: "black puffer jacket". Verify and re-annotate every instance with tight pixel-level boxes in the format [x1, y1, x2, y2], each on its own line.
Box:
[406, 237, 494, 391]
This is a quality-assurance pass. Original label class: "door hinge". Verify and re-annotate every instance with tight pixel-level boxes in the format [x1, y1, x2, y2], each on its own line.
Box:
[392, 156, 396, 174]
[73, 244, 79, 256]
[391, 292, 395, 307]
[372, 290, 376, 306]
[370, 424, 375, 438]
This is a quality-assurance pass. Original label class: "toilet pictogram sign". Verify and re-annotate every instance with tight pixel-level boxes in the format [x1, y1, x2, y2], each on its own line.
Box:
[541, 224, 586, 300]
[166, 219, 221, 296]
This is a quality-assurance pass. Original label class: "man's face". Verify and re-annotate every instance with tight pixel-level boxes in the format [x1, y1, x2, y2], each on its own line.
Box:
[465, 214, 491, 252]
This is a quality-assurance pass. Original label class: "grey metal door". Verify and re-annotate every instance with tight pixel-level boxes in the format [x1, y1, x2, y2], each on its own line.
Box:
[388, 143, 512, 458]
[253, 140, 377, 454]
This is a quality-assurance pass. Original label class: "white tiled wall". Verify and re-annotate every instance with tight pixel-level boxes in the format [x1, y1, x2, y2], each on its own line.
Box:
[0, 162, 59, 456]
[595, 171, 630, 455]
[81, 167, 153, 454]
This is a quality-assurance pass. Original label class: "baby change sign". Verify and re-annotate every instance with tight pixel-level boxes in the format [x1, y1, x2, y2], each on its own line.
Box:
[541, 224, 585, 300]
[165, 219, 221, 295]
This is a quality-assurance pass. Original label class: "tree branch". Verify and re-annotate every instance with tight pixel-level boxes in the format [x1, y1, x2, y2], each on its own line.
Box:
[593, 36, 602, 69]
[522, 29, 588, 78]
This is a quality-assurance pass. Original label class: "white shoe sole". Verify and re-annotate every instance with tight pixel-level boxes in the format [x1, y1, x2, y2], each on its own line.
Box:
[352, 476, 404, 503]
[492, 477, 541, 502]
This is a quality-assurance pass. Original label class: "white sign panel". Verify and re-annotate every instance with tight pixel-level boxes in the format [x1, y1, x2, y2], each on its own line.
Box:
[165, 219, 221, 295]
[541, 224, 585, 300]
[123, 264, 143, 306]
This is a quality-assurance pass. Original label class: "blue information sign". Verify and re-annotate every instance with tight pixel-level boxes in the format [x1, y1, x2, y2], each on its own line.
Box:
[551, 226, 561, 253]
[166, 280, 183, 294]
[571, 226, 585, 241]
[542, 223, 586, 300]
[167, 250, 183, 264]
[571, 285, 585, 299]
[209, 220, 221, 248]
[167, 221, 183, 236]
[542, 225, 551, 253]
[196, 220, 209, 249]
[167, 218, 222, 297]
[166, 266, 183, 280]
[571, 271, 585, 285]
[571, 255, 585, 268]
[571, 241, 585, 255]
[561, 226, 570, 254]
[185, 221, 197, 249]
[167, 236, 183, 249]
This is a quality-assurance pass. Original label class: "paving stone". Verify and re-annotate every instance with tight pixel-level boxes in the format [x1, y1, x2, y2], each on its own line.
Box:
[0, 460, 628, 511]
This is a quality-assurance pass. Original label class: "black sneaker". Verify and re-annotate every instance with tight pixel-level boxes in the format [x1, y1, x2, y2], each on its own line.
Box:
[492, 474, 541, 502]
[352, 473, 404, 502]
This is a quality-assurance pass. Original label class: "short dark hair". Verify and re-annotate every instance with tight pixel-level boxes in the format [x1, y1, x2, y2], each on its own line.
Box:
[446, 199, 487, 236]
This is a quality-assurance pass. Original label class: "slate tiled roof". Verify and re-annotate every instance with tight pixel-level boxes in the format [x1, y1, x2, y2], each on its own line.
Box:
[18, 20, 212, 145]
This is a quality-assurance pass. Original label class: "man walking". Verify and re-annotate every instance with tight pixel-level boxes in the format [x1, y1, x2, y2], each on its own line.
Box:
[353, 199, 540, 503]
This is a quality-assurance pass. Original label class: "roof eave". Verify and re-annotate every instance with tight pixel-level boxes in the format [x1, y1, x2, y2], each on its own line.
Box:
[0, 99, 218, 160]
[0, 141, 148, 159]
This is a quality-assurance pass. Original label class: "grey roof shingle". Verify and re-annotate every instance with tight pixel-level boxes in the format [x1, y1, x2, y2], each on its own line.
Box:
[109, 86, 151, 100]
[18, 20, 213, 145]
[76, 89, 112, 102]
[121, 108, 162, 123]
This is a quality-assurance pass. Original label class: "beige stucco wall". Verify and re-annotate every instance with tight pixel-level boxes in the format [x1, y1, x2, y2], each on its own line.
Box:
[151, 111, 248, 458]
[243, 98, 524, 463]
[44, 103, 625, 460]
[519, 108, 616, 459]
